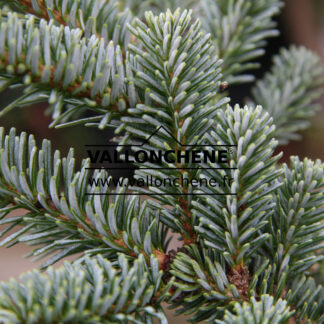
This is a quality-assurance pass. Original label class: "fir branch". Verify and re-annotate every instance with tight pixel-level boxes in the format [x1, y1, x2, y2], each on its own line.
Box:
[200, 0, 283, 84]
[193, 105, 282, 268]
[215, 295, 294, 324]
[2, 0, 133, 49]
[0, 254, 173, 323]
[0, 127, 168, 268]
[285, 276, 324, 323]
[265, 156, 324, 284]
[245, 257, 324, 324]
[119, 9, 227, 244]
[169, 245, 273, 322]
[0, 11, 140, 128]
[169, 245, 241, 322]
[120, 0, 199, 17]
[0, 2, 323, 323]
[251, 46, 324, 144]
[120, 0, 283, 91]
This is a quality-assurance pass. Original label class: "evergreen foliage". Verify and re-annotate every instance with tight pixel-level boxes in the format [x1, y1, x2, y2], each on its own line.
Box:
[199, 0, 283, 83]
[193, 105, 282, 266]
[0, 127, 168, 268]
[251, 46, 324, 144]
[4, 0, 132, 47]
[216, 295, 293, 324]
[0, 254, 172, 323]
[0, 0, 323, 323]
